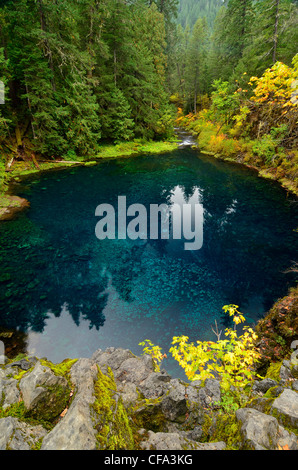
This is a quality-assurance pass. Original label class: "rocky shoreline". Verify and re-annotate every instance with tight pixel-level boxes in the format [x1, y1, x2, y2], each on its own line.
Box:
[0, 346, 298, 451]
[0, 194, 30, 221]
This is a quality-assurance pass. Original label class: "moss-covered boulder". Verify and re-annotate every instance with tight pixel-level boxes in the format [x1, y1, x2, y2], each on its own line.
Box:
[271, 389, 298, 429]
[236, 407, 298, 450]
[255, 286, 298, 374]
[91, 366, 135, 450]
[19, 362, 70, 422]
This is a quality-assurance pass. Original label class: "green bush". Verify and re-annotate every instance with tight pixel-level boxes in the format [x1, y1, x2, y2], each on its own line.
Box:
[252, 134, 277, 164]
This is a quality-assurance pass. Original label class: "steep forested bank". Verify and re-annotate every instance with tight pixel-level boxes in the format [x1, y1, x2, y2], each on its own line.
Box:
[172, 0, 297, 105]
[175, 58, 298, 194]
[171, 0, 298, 194]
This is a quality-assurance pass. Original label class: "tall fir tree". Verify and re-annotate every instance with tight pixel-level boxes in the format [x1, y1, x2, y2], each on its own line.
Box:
[209, 0, 253, 82]
[185, 17, 208, 113]
[240, 0, 298, 77]
[0, 0, 175, 155]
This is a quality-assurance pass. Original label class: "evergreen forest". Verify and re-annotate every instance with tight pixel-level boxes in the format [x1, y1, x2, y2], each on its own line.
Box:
[0, 0, 297, 190]
[0, 2, 298, 448]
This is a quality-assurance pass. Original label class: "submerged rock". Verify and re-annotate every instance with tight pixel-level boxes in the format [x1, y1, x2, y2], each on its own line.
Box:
[0, 195, 30, 221]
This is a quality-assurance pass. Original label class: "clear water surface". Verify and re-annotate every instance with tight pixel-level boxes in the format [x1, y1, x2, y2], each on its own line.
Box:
[0, 147, 297, 378]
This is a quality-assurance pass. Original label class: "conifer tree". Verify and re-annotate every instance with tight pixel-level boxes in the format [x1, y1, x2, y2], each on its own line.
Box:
[185, 17, 208, 113]
[209, 0, 253, 82]
[240, 0, 298, 77]
[0, 0, 176, 154]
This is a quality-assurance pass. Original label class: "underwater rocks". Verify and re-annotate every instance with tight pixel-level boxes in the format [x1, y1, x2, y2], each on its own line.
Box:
[0, 347, 298, 450]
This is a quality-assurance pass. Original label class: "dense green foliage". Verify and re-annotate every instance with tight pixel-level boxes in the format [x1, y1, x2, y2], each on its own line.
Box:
[171, 0, 298, 112]
[0, 0, 297, 185]
[0, 0, 178, 159]
[167, 0, 298, 194]
[177, 0, 222, 29]
[176, 56, 298, 193]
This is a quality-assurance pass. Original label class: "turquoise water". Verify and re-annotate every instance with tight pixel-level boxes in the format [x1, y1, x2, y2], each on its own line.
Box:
[0, 149, 297, 378]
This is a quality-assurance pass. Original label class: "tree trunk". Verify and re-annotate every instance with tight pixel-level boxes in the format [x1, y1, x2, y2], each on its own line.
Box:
[114, 49, 117, 87]
[194, 68, 198, 114]
[273, 0, 280, 64]
[15, 126, 22, 147]
[24, 80, 37, 140]
[38, 0, 56, 92]
[240, 0, 248, 57]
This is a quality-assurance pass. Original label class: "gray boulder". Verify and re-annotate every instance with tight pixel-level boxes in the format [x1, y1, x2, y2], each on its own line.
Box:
[0, 417, 46, 450]
[252, 378, 278, 394]
[113, 355, 154, 384]
[0, 371, 20, 409]
[161, 379, 188, 423]
[9, 356, 38, 371]
[236, 407, 298, 450]
[292, 380, 298, 392]
[198, 378, 221, 409]
[271, 389, 298, 427]
[19, 362, 70, 421]
[139, 430, 226, 451]
[92, 347, 155, 387]
[41, 358, 98, 450]
[92, 347, 135, 372]
[138, 370, 171, 399]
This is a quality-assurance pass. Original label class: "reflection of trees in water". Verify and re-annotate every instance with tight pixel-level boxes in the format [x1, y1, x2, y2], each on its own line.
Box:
[0, 228, 109, 337]
[0, 172, 296, 356]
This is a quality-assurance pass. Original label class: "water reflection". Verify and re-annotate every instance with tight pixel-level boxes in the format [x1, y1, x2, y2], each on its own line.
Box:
[0, 150, 296, 370]
[168, 185, 204, 250]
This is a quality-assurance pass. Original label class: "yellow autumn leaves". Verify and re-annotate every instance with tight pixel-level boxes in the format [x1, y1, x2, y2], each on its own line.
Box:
[140, 305, 261, 391]
[249, 61, 298, 108]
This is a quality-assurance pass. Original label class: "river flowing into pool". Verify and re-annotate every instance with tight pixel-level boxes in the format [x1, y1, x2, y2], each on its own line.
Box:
[0, 142, 297, 378]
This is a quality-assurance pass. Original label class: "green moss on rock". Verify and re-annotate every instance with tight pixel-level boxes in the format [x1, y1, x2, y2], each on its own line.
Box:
[91, 366, 135, 450]
[131, 397, 167, 433]
[208, 413, 242, 450]
[255, 286, 298, 374]
[40, 358, 77, 386]
[265, 362, 283, 382]
[24, 383, 70, 424]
